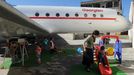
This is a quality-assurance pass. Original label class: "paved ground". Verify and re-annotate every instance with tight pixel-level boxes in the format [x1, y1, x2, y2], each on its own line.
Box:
[0, 69, 9, 75]
[0, 47, 134, 75]
[4, 55, 81, 75]
[117, 48, 134, 75]
[0, 57, 4, 65]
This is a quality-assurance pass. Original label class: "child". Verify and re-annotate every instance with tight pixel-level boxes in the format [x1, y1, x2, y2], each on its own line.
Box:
[43, 37, 49, 51]
[49, 37, 56, 53]
[98, 46, 107, 67]
[35, 43, 42, 64]
[83, 30, 100, 72]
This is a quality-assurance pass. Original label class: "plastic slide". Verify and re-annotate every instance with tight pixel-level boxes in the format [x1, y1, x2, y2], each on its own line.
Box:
[98, 55, 112, 75]
[95, 46, 112, 75]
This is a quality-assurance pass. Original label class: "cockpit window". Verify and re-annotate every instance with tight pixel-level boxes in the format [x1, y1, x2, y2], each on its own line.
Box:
[117, 12, 122, 15]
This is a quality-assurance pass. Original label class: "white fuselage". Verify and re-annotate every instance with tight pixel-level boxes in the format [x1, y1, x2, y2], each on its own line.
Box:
[15, 6, 132, 33]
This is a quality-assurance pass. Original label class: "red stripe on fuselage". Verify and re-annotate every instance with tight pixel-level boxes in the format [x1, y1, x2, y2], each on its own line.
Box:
[29, 17, 116, 20]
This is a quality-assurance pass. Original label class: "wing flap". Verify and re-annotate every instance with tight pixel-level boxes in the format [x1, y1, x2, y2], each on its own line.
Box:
[0, 0, 49, 34]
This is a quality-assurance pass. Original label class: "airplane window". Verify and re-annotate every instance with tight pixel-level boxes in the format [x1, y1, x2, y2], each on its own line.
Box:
[56, 13, 60, 17]
[65, 13, 69, 17]
[84, 13, 88, 17]
[93, 14, 96, 17]
[35, 12, 39, 17]
[75, 13, 79, 17]
[100, 14, 104, 17]
[46, 13, 50, 17]
[117, 12, 122, 15]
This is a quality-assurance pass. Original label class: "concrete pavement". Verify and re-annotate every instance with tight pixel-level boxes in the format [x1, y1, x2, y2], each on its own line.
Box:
[118, 48, 134, 75]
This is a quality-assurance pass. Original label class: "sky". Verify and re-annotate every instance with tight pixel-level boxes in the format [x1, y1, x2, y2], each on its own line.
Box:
[6, 0, 89, 6]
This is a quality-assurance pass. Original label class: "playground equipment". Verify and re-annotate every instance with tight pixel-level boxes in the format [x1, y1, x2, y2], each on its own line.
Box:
[99, 35, 122, 64]
[98, 55, 112, 75]
[106, 47, 114, 56]
[82, 45, 112, 75]
[82, 35, 122, 74]
[18, 39, 29, 66]
[94, 35, 122, 75]
[95, 46, 112, 75]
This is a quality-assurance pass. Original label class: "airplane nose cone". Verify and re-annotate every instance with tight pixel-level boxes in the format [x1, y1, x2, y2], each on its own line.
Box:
[121, 16, 133, 31]
[126, 20, 132, 30]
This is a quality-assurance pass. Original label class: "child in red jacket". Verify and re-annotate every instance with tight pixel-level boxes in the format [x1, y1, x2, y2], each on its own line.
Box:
[98, 46, 107, 67]
[35, 43, 42, 64]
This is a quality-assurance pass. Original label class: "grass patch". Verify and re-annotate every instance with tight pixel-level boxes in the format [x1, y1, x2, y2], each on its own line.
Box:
[70, 64, 127, 75]
[0, 58, 12, 69]
[11, 48, 76, 67]
[0, 48, 127, 75]
[11, 50, 57, 67]
[110, 64, 127, 75]
[70, 64, 99, 75]
[61, 48, 76, 57]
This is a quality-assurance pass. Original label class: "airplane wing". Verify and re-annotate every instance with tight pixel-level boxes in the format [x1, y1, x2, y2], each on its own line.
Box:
[0, 0, 49, 36]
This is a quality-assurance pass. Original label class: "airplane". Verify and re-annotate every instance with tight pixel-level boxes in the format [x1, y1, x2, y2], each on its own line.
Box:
[0, 0, 132, 38]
